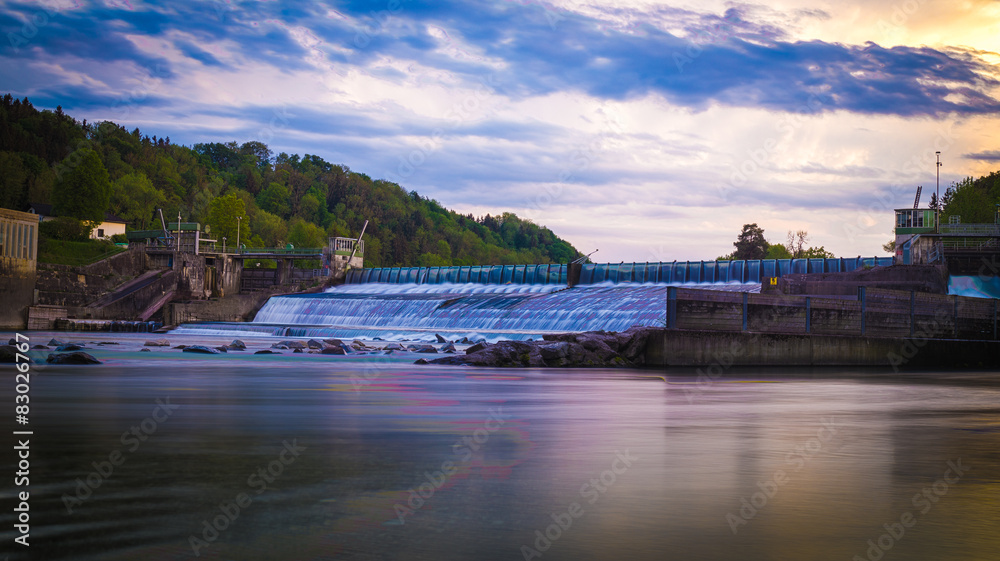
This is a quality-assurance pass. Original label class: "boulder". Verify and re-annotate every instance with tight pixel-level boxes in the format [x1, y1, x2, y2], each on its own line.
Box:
[97, 341, 119, 345]
[228, 339, 247, 350]
[56, 344, 85, 352]
[414, 358, 431, 365]
[410, 344, 438, 354]
[466, 341, 491, 354]
[458, 337, 473, 345]
[46, 352, 101, 365]
[382, 342, 405, 351]
[418, 327, 656, 368]
[293, 348, 303, 353]
[323, 338, 345, 347]
[0, 345, 28, 363]
[139, 348, 151, 352]
[182, 345, 220, 354]
[254, 349, 281, 355]
[320, 345, 346, 355]
[215, 346, 229, 353]
[32, 345, 48, 350]
[306, 339, 325, 349]
[7, 338, 17, 345]
[48, 338, 66, 346]
[441, 341, 457, 353]
[435, 333, 449, 343]
[173, 345, 188, 349]
[144, 339, 171, 347]
[273, 340, 306, 349]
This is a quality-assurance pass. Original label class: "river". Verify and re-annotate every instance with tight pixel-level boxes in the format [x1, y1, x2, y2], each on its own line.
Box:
[2, 331, 998, 561]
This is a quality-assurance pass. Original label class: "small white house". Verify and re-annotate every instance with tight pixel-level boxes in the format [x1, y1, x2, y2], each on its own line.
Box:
[91, 213, 126, 240]
[27, 203, 127, 239]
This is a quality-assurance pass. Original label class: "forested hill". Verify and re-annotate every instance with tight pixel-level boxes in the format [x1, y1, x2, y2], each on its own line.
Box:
[0, 95, 581, 267]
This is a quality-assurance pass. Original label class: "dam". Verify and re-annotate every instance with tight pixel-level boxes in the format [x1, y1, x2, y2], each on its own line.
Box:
[178, 257, 914, 341]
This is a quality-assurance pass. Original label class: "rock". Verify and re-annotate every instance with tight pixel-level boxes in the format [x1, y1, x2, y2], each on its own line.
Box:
[417, 328, 657, 368]
[56, 344, 85, 352]
[414, 358, 431, 365]
[323, 338, 345, 347]
[458, 337, 473, 345]
[254, 349, 281, 354]
[441, 341, 457, 353]
[273, 340, 306, 349]
[32, 344, 49, 350]
[182, 345, 220, 354]
[139, 348, 151, 352]
[144, 338, 170, 347]
[215, 346, 229, 353]
[435, 333, 448, 343]
[306, 339, 325, 349]
[382, 342, 405, 351]
[537, 341, 571, 361]
[320, 345, 346, 355]
[410, 344, 438, 354]
[0, 345, 28, 363]
[466, 342, 491, 354]
[48, 338, 66, 346]
[373, 337, 384, 341]
[172, 345, 188, 349]
[46, 352, 101, 364]
[8, 338, 17, 345]
[228, 339, 247, 350]
[293, 348, 303, 353]
[97, 341, 119, 345]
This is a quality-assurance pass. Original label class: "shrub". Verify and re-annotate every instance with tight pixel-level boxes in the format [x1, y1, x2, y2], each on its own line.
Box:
[39, 216, 93, 241]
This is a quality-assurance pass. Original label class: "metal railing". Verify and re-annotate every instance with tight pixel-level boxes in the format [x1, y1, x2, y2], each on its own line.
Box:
[939, 224, 1000, 236]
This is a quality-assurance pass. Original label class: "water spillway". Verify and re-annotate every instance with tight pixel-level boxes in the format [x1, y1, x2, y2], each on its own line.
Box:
[176, 258, 897, 341]
[346, 257, 895, 286]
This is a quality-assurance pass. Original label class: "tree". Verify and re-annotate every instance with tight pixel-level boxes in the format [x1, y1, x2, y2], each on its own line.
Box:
[928, 192, 939, 211]
[257, 182, 290, 217]
[801, 246, 835, 258]
[110, 172, 165, 229]
[785, 230, 809, 258]
[941, 177, 994, 224]
[206, 193, 249, 246]
[765, 244, 792, 259]
[883, 239, 896, 254]
[733, 223, 768, 260]
[287, 217, 326, 248]
[52, 147, 110, 223]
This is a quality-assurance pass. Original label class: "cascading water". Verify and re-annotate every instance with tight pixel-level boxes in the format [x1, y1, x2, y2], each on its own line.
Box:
[175, 257, 901, 341]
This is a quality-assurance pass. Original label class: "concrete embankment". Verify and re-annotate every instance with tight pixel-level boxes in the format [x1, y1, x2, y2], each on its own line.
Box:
[644, 329, 999, 369]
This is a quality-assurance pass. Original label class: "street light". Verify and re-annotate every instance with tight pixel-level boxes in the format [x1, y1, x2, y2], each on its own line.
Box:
[236, 216, 241, 255]
[936, 151, 941, 232]
[223, 236, 226, 254]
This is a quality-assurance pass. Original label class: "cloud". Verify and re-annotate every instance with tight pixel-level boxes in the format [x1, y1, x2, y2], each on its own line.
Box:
[963, 150, 1000, 162]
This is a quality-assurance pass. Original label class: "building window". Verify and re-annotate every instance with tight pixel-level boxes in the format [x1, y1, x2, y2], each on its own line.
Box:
[97, 228, 105, 238]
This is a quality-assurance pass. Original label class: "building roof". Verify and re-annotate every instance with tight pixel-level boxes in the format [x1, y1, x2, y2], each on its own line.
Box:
[28, 202, 52, 216]
[28, 202, 126, 224]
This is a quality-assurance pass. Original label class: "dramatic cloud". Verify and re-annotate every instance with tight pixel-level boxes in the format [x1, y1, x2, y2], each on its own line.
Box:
[2, 0, 999, 259]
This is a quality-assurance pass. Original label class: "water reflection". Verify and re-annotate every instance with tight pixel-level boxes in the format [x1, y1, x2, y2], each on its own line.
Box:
[1, 343, 998, 560]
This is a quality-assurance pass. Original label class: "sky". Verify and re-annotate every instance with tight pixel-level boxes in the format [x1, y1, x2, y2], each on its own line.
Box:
[3, 0, 1000, 261]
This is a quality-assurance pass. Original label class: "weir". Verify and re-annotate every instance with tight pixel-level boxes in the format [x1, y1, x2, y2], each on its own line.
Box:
[225, 259, 888, 341]
[346, 257, 895, 286]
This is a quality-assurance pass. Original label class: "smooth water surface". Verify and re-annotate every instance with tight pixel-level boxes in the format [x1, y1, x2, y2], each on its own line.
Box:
[2, 331, 999, 561]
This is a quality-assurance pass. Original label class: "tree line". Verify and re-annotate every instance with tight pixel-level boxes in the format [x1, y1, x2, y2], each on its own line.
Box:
[0, 94, 581, 267]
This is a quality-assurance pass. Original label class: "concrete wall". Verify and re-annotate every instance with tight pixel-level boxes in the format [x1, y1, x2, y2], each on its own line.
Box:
[164, 291, 279, 324]
[0, 208, 40, 329]
[36, 247, 151, 307]
[645, 329, 1000, 369]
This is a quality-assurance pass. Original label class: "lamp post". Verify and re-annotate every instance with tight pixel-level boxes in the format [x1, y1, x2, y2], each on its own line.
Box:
[236, 216, 241, 255]
[223, 236, 226, 254]
[935, 151, 941, 232]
